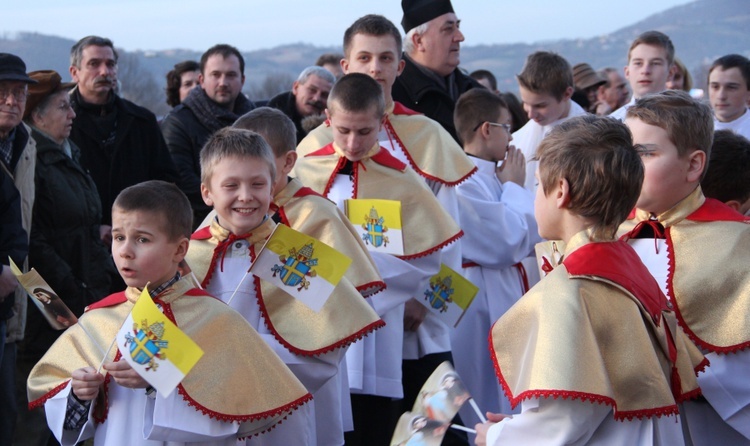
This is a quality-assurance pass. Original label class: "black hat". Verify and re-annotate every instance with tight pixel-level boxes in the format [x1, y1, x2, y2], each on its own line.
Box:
[401, 0, 455, 34]
[0, 53, 37, 84]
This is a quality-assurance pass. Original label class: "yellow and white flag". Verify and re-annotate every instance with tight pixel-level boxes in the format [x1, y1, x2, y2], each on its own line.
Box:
[345, 199, 404, 255]
[115, 288, 204, 397]
[420, 264, 478, 328]
[250, 224, 352, 312]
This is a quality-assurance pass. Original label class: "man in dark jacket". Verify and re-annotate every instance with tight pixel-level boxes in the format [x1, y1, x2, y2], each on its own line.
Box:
[68, 36, 178, 239]
[160, 44, 254, 228]
[391, 0, 480, 143]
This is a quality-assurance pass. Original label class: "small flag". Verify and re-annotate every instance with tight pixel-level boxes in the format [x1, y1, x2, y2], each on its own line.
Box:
[411, 361, 473, 423]
[9, 257, 77, 330]
[250, 224, 352, 312]
[115, 288, 204, 397]
[345, 199, 404, 255]
[390, 411, 450, 446]
[419, 264, 478, 328]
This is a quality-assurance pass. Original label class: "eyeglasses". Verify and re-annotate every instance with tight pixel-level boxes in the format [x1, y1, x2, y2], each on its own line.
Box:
[0, 87, 28, 103]
[473, 121, 511, 134]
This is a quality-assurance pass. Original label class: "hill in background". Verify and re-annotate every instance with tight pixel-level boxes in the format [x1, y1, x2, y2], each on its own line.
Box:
[2, 0, 748, 116]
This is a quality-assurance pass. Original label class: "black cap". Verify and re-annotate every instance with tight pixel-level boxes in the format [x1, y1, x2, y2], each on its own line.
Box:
[0, 53, 37, 84]
[401, 0, 455, 34]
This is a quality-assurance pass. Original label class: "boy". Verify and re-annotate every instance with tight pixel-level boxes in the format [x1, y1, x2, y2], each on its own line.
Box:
[231, 107, 385, 446]
[27, 181, 310, 446]
[708, 54, 750, 139]
[622, 91, 750, 444]
[293, 73, 462, 446]
[477, 115, 705, 445]
[701, 129, 750, 215]
[186, 128, 382, 446]
[609, 30, 675, 121]
[450, 89, 539, 426]
[296, 14, 475, 428]
[512, 51, 586, 194]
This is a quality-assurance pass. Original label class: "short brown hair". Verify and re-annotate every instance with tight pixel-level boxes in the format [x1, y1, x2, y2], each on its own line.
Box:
[708, 54, 750, 89]
[454, 88, 508, 145]
[701, 130, 750, 204]
[626, 90, 714, 161]
[199, 127, 276, 185]
[327, 73, 385, 118]
[200, 44, 244, 75]
[537, 115, 643, 240]
[627, 31, 675, 66]
[233, 107, 296, 157]
[344, 15, 403, 59]
[516, 51, 573, 101]
[165, 60, 199, 107]
[70, 36, 118, 68]
[113, 180, 192, 240]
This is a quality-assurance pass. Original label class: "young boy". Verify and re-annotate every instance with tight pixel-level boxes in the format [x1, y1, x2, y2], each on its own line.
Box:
[701, 129, 750, 215]
[296, 14, 475, 430]
[512, 51, 586, 194]
[186, 128, 382, 446]
[477, 115, 705, 445]
[27, 181, 310, 446]
[609, 30, 675, 121]
[293, 73, 462, 446]
[708, 54, 750, 139]
[231, 107, 385, 446]
[622, 91, 750, 444]
[450, 89, 539, 427]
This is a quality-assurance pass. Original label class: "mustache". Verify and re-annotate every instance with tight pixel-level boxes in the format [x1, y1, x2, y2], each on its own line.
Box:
[94, 76, 114, 84]
[306, 100, 326, 111]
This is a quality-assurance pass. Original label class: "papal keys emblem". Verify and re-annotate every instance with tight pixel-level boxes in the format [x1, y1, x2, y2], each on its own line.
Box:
[124, 319, 168, 371]
[424, 275, 454, 313]
[362, 206, 389, 248]
[272, 243, 318, 291]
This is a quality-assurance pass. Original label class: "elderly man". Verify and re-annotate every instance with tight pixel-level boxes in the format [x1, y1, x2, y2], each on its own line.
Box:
[68, 36, 177, 238]
[596, 67, 629, 115]
[268, 66, 334, 143]
[0, 53, 35, 446]
[160, 44, 254, 228]
[391, 0, 480, 143]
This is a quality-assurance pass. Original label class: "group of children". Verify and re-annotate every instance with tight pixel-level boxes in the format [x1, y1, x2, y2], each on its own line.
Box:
[24, 13, 750, 446]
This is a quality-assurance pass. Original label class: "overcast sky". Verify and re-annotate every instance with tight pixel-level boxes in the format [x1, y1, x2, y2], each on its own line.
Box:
[9, 0, 693, 52]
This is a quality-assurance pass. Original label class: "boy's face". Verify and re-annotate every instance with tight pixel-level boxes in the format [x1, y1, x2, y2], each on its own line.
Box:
[484, 107, 513, 162]
[626, 117, 697, 215]
[709, 66, 750, 123]
[201, 155, 273, 235]
[625, 44, 671, 99]
[326, 103, 383, 162]
[533, 169, 563, 241]
[519, 86, 572, 127]
[343, 33, 405, 103]
[111, 208, 188, 289]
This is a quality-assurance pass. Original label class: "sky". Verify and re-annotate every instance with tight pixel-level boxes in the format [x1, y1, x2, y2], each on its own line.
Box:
[8, 0, 693, 52]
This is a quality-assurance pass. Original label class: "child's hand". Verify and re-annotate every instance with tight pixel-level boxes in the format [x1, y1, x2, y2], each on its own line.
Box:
[104, 360, 149, 389]
[496, 145, 526, 187]
[474, 412, 511, 446]
[71, 367, 104, 401]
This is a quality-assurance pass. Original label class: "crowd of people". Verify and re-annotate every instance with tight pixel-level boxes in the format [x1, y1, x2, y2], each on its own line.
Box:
[1, 0, 749, 445]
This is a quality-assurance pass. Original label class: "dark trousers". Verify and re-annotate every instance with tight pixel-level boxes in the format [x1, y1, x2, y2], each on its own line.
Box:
[344, 393, 399, 446]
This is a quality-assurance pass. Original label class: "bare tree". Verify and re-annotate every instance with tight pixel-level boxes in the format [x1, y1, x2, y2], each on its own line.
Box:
[246, 71, 295, 103]
[116, 51, 169, 117]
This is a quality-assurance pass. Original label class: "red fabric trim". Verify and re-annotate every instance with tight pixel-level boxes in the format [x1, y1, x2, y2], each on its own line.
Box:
[627, 208, 636, 220]
[369, 147, 407, 171]
[322, 154, 348, 197]
[694, 357, 710, 375]
[356, 280, 387, 298]
[687, 197, 749, 222]
[28, 380, 70, 410]
[86, 292, 127, 311]
[462, 261, 479, 268]
[514, 262, 530, 294]
[191, 226, 212, 240]
[305, 145, 336, 157]
[293, 186, 324, 199]
[392, 101, 421, 116]
[397, 229, 463, 261]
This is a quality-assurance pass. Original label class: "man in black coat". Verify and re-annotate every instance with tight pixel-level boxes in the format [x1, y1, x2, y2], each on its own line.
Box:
[391, 0, 481, 143]
[68, 36, 178, 239]
[160, 44, 255, 228]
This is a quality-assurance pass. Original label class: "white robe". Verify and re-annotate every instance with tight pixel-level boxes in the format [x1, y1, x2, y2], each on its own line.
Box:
[608, 96, 636, 122]
[714, 108, 750, 139]
[450, 157, 539, 426]
[206, 245, 342, 446]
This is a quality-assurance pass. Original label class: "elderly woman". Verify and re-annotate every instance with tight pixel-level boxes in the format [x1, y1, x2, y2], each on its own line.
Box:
[18, 71, 115, 422]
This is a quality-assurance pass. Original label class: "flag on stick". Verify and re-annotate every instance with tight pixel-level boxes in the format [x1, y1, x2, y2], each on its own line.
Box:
[345, 199, 404, 255]
[115, 288, 203, 397]
[420, 264, 478, 327]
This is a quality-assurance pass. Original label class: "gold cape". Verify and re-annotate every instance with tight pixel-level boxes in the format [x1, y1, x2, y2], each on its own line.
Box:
[292, 142, 462, 259]
[187, 218, 385, 356]
[297, 102, 477, 186]
[622, 187, 750, 353]
[491, 231, 705, 420]
[273, 177, 385, 297]
[27, 277, 311, 437]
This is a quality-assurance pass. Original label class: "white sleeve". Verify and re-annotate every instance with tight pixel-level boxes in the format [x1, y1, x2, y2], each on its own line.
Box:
[259, 335, 343, 394]
[698, 350, 750, 439]
[44, 384, 96, 446]
[368, 251, 442, 316]
[144, 388, 239, 442]
[485, 398, 611, 445]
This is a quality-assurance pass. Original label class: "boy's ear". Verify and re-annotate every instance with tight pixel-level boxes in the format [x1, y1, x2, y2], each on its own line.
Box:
[173, 237, 190, 264]
[341, 57, 350, 74]
[686, 149, 707, 183]
[556, 177, 571, 209]
[562, 86, 574, 101]
[200, 183, 213, 207]
[397, 58, 406, 76]
[325, 108, 332, 122]
[282, 151, 297, 175]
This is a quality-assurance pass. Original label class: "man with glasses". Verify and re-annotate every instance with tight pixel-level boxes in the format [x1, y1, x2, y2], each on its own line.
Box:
[0, 52, 36, 446]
